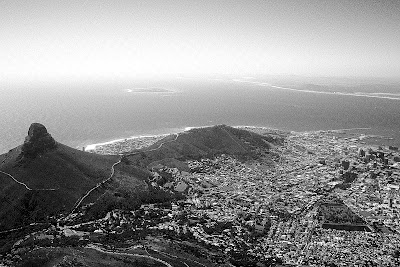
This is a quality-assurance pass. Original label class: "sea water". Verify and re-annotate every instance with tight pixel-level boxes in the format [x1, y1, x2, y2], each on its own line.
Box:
[1, 78, 400, 153]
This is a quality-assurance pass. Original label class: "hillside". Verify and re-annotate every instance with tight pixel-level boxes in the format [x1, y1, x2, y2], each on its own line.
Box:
[0, 124, 282, 231]
[125, 124, 283, 169]
[0, 123, 286, 264]
[0, 124, 146, 231]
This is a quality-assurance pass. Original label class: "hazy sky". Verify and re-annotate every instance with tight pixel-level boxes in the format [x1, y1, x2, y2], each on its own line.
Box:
[1, 0, 400, 85]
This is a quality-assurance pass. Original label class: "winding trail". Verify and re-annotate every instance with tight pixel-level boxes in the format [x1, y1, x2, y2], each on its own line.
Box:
[71, 133, 181, 213]
[0, 222, 47, 235]
[151, 247, 208, 267]
[71, 159, 122, 213]
[0, 170, 32, 190]
[86, 244, 173, 267]
[0, 170, 58, 191]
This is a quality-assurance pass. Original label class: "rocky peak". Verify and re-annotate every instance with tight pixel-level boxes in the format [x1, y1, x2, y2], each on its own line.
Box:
[20, 123, 57, 158]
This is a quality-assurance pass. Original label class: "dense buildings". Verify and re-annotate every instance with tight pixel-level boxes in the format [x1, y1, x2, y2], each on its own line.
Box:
[2, 126, 400, 266]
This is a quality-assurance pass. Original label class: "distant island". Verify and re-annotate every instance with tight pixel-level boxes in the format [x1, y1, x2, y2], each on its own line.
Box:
[125, 87, 174, 93]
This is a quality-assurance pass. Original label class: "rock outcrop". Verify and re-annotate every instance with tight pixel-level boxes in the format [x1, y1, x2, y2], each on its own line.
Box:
[20, 123, 57, 158]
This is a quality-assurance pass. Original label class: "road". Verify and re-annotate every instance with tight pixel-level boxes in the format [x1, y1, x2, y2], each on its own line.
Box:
[0, 222, 48, 235]
[71, 133, 181, 213]
[71, 158, 122, 213]
[0, 170, 58, 191]
[149, 247, 208, 267]
[86, 243, 208, 267]
[124, 132, 180, 156]
[86, 244, 173, 267]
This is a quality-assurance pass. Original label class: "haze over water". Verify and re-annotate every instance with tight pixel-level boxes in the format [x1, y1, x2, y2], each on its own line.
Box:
[1, 1, 400, 153]
[1, 78, 400, 154]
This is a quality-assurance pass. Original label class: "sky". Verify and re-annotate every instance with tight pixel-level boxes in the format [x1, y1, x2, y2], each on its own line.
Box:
[1, 0, 400, 86]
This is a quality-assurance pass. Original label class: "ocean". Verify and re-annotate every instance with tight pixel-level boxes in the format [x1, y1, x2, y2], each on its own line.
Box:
[1, 78, 400, 154]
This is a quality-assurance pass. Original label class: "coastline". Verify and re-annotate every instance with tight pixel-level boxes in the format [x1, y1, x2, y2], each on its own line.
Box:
[83, 125, 400, 154]
[231, 79, 400, 101]
[83, 124, 236, 152]
[84, 134, 169, 151]
[83, 125, 281, 152]
[84, 134, 170, 152]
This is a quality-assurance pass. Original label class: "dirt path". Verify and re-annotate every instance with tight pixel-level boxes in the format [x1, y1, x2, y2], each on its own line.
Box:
[0, 170, 58, 191]
[71, 133, 181, 213]
[71, 158, 122, 212]
[86, 244, 173, 267]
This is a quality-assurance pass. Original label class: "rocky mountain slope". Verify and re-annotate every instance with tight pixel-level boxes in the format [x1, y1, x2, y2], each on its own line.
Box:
[0, 124, 146, 230]
[0, 124, 281, 231]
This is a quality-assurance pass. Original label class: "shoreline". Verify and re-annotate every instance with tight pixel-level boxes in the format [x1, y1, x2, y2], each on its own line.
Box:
[231, 79, 400, 101]
[83, 125, 233, 151]
[84, 134, 170, 151]
[83, 125, 396, 152]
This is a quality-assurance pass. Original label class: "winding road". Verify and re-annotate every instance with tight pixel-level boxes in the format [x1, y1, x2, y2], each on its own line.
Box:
[86, 244, 173, 267]
[71, 158, 122, 213]
[150, 247, 208, 267]
[0, 170, 58, 191]
[86, 243, 208, 267]
[71, 133, 181, 213]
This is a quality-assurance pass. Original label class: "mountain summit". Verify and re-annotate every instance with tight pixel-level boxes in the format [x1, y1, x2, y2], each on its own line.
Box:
[20, 123, 57, 159]
[0, 123, 123, 230]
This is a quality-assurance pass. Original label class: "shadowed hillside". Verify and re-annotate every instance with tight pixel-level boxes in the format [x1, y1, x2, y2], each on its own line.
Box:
[0, 124, 283, 231]
[0, 124, 143, 231]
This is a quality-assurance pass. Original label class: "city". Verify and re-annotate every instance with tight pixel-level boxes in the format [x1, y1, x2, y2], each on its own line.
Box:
[4, 127, 400, 266]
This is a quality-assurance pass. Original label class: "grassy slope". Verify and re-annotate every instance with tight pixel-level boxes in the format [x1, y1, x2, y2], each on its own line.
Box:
[16, 247, 166, 267]
[127, 125, 279, 169]
[0, 143, 120, 230]
[0, 125, 282, 230]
